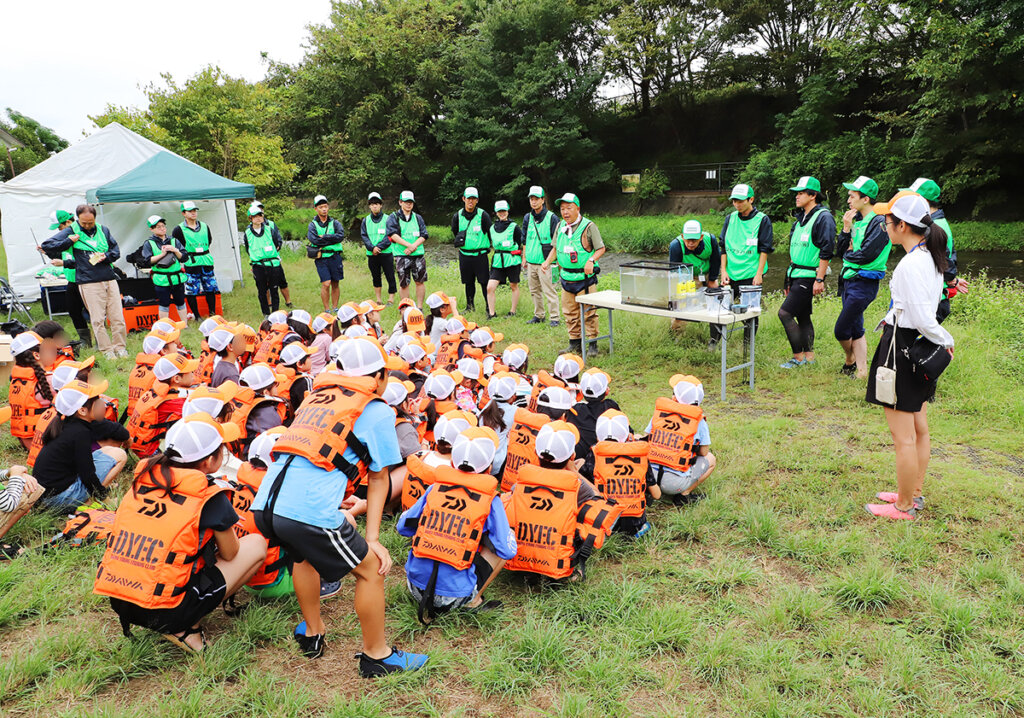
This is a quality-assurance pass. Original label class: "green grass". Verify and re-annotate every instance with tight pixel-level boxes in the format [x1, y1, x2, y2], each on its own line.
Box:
[1, 240, 1024, 716]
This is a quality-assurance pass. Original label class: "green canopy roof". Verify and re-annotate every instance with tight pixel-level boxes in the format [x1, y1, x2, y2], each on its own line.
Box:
[86, 151, 254, 203]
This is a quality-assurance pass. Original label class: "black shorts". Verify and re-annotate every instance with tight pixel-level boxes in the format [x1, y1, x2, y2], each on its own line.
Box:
[396, 255, 428, 287]
[253, 510, 368, 582]
[153, 282, 185, 308]
[459, 252, 490, 286]
[780, 276, 815, 316]
[865, 324, 937, 413]
[109, 563, 227, 634]
[489, 264, 521, 285]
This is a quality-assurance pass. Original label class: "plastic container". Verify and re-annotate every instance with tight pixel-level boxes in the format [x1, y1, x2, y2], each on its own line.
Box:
[620, 261, 692, 310]
[704, 287, 729, 314]
[739, 285, 763, 310]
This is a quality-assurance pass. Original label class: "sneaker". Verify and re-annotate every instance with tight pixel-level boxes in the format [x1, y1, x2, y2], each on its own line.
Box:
[779, 358, 806, 369]
[286, 302, 294, 309]
[526, 317, 543, 325]
[186, 313, 196, 320]
[465, 303, 475, 313]
[840, 363, 856, 376]
[487, 312, 498, 320]
[875, 492, 925, 510]
[707, 339, 719, 352]
[293, 621, 325, 659]
[116, 349, 129, 359]
[671, 493, 704, 506]
[865, 503, 918, 520]
[357, 647, 429, 678]
[549, 320, 560, 328]
[103, 350, 117, 360]
[320, 579, 342, 599]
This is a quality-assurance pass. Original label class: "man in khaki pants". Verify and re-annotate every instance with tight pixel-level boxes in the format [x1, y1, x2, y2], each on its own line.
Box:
[43, 205, 128, 358]
[522, 186, 560, 327]
[542, 193, 606, 355]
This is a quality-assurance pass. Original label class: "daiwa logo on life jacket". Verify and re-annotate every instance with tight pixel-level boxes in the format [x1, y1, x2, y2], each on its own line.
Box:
[422, 509, 470, 538]
[99, 573, 145, 592]
[515, 553, 552, 567]
[516, 522, 557, 546]
[416, 537, 458, 557]
[109, 530, 166, 564]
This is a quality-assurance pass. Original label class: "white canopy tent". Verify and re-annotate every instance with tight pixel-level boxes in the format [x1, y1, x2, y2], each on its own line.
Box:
[0, 123, 250, 300]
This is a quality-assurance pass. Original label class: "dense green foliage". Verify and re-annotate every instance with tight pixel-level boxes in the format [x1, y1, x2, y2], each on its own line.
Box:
[0, 109, 69, 181]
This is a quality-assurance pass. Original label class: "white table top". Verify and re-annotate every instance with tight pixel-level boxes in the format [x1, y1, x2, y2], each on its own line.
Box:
[576, 289, 761, 326]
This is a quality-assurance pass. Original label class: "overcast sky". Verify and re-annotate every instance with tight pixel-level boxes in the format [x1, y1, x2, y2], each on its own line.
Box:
[1, 0, 330, 143]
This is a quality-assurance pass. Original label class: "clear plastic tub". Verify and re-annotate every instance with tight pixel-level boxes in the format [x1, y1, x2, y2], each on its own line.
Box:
[620, 261, 693, 310]
[739, 285, 762, 310]
[704, 287, 729, 314]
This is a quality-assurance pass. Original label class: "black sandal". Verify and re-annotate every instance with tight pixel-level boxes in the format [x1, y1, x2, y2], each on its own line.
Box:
[221, 594, 250, 618]
[0, 542, 25, 561]
[163, 626, 207, 653]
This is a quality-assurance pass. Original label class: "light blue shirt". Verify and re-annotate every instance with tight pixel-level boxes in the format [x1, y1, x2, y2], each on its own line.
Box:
[644, 416, 710, 482]
[490, 402, 519, 476]
[252, 400, 401, 528]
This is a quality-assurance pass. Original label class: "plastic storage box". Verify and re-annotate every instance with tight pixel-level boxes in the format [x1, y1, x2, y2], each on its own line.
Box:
[620, 261, 695, 310]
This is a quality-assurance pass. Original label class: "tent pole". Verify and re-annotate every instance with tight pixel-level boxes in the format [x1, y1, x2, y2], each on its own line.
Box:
[225, 200, 245, 288]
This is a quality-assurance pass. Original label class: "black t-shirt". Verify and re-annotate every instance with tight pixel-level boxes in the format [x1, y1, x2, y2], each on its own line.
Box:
[34, 417, 129, 497]
[199, 491, 239, 532]
[568, 397, 622, 457]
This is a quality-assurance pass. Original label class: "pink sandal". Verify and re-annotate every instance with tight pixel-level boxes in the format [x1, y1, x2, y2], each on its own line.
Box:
[875, 492, 925, 509]
[865, 503, 918, 520]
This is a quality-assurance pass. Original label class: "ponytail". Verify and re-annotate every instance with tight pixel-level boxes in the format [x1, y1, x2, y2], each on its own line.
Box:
[134, 446, 214, 498]
[43, 396, 100, 445]
[479, 400, 507, 432]
[915, 215, 948, 275]
[16, 351, 54, 403]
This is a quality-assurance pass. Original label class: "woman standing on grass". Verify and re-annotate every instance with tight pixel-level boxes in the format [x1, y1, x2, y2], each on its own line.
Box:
[864, 192, 954, 521]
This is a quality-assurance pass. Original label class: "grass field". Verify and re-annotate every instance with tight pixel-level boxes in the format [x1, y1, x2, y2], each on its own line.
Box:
[2, 243, 1024, 717]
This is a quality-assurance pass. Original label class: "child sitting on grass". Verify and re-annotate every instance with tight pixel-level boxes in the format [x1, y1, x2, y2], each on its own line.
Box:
[643, 375, 716, 505]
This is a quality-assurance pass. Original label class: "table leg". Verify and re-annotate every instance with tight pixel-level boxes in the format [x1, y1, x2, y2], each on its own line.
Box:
[748, 318, 756, 389]
[720, 323, 728, 401]
[580, 302, 587, 364]
[607, 308, 614, 354]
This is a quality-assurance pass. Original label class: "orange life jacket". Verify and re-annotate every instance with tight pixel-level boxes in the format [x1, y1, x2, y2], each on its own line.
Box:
[48, 509, 117, 547]
[253, 323, 290, 366]
[592, 440, 650, 518]
[528, 370, 566, 412]
[127, 382, 184, 457]
[127, 353, 159, 418]
[417, 397, 457, 447]
[27, 406, 57, 468]
[101, 394, 119, 422]
[225, 389, 287, 459]
[411, 465, 497, 570]
[501, 408, 550, 492]
[271, 374, 380, 481]
[436, 333, 461, 369]
[647, 397, 703, 472]
[462, 345, 483, 360]
[502, 465, 580, 579]
[94, 464, 231, 612]
[401, 452, 438, 511]
[45, 345, 75, 371]
[197, 344, 216, 385]
[8, 365, 49, 439]
[232, 463, 287, 588]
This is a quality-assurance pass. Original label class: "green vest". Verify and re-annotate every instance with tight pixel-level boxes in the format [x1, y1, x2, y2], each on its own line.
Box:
[314, 219, 344, 256]
[71, 221, 109, 254]
[723, 211, 766, 281]
[555, 217, 597, 282]
[458, 212, 489, 253]
[842, 211, 890, 279]
[677, 234, 713, 277]
[787, 208, 827, 279]
[147, 237, 185, 286]
[179, 221, 213, 268]
[524, 212, 552, 265]
[398, 214, 424, 256]
[245, 225, 281, 266]
[364, 213, 388, 256]
[934, 215, 953, 298]
[490, 224, 520, 269]
[61, 248, 75, 283]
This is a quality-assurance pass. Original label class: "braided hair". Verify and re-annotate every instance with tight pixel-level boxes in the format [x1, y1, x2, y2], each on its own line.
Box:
[15, 350, 54, 403]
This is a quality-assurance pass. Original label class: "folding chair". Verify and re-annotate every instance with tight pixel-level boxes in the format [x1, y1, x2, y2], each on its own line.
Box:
[0, 277, 34, 323]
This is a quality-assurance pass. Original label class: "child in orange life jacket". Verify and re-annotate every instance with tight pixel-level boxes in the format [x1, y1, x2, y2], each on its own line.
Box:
[9, 332, 57, 449]
[568, 368, 622, 476]
[277, 343, 316, 417]
[95, 413, 267, 653]
[34, 380, 129, 513]
[478, 372, 520, 476]
[501, 344, 532, 405]
[195, 316, 226, 384]
[337, 301, 369, 334]
[234, 364, 287, 457]
[424, 291, 456, 347]
[552, 353, 584, 400]
[385, 306, 426, 354]
[309, 312, 337, 375]
[398, 427, 516, 623]
[469, 327, 504, 376]
[442, 316, 478, 366]
[237, 324, 259, 368]
[592, 409, 656, 538]
[454, 357, 487, 412]
[500, 385, 575, 492]
[127, 327, 182, 420]
[398, 338, 435, 395]
[207, 323, 247, 388]
[399, 408, 477, 514]
[418, 369, 463, 442]
[359, 300, 387, 340]
[33, 320, 74, 371]
[643, 375, 716, 505]
[248, 337, 430, 675]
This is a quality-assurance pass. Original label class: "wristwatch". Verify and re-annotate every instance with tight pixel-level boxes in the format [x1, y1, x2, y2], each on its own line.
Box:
[814, 278, 825, 284]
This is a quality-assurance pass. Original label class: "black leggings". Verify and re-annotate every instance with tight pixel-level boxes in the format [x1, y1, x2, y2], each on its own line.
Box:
[367, 252, 397, 293]
[778, 277, 815, 353]
[64, 282, 91, 341]
[459, 252, 489, 306]
[252, 264, 281, 315]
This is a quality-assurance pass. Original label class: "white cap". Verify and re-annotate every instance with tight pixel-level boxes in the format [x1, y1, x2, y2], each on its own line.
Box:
[671, 374, 705, 405]
[164, 413, 240, 464]
[882, 193, 932, 228]
[399, 341, 427, 364]
[311, 313, 334, 333]
[314, 194, 328, 206]
[153, 354, 200, 381]
[344, 324, 368, 338]
[424, 371, 459, 400]
[247, 203, 263, 217]
[53, 379, 108, 417]
[537, 385, 574, 411]
[198, 317, 222, 336]
[368, 191, 383, 202]
[528, 186, 544, 198]
[482, 354, 497, 377]
[596, 410, 630, 443]
[151, 319, 186, 334]
[501, 346, 528, 370]
[280, 343, 315, 367]
[494, 200, 509, 212]
[487, 372, 518, 401]
[456, 357, 484, 382]
[535, 421, 579, 463]
[382, 376, 414, 406]
[337, 304, 359, 323]
[463, 186, 479, 199]
[180, 201, 198, 212]
[267, 311, 288, 325]
[470, 328, 491, 348]
[452, 427, 499, 473]
[240, 363, 279, 390]
[729, 183, 754, 200]
[682, 220, 703, 240]
[338, 337, 388, 377]
[182, 383, 239, 419]
[434, 410, 476, 446]
[579, 368, 610, 399]
[10, 331, 41, 357]
[248, 427, 285, 465]
[142, 334, 170, 355]
[207, 328, 237, 352]
[553, 354, 583, 381]
[51, 363, 83, 391]
[147, 214, 165, 228]
[328, 338, 347, 363]
[425, 292, 448, 310]
[399, 190, 415, 202]
[447, 317, 469, 334]
[289, 309, 312, 326]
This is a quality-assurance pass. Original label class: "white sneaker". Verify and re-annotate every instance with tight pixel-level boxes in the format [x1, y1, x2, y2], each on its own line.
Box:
[187, 313, 196, 320]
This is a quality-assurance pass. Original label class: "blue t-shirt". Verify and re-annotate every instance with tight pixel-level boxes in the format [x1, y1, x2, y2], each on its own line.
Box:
[490, 402, 519, 476]
[397, 484, 518, 598]
[251, 400, 401, 528]
[644, 416, 710, 481]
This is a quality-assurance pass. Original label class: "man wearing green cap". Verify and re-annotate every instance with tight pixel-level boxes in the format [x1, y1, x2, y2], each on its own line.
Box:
[542, 193, 606, 354]
[719, 183, 773, 345]
[243, 204, 286, 316]
[778, 176, 835, 369]
[307, 195, 346, 313]
[40, 210, 91, 345]
[387, 191, 429, 306]
[361, 192, 396, 306]
[255, 200, 293, 308]
[450, 187, 492, 312]
[834, 176, 890, 378]
[670, 219, 721, 342]
[899, 178, 967, 323]
[141, 215, 189, 322]
[522, 186, 560, 327]
[172, 201, 219, 319]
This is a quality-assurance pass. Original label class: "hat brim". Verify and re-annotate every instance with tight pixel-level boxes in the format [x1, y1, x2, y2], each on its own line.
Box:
[0, 406, 11, 424]
[554, 198, 579, 206]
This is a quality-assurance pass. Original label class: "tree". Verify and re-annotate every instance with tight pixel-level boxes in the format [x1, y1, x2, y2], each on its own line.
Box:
[0, 109, 69, 180]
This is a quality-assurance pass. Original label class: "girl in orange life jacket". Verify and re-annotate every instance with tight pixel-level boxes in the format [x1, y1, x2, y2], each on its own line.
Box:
[128, 353, 199, 458]
[96, 414, 267, 653]
[195, 316, 226, 384]
[479, 372, 519, 476]
[501, 385, 575, 491]
[9, 332, 56, 448]
[592, 409, 656, 539]
[34, 380, 129, 513]
[424, 291, 456, 347]
[398, 338, 435, 396]
[231, 364, 286, 459]
[248, 337, 430, 675]
[552, 352, 584, 401]
[568, 368, 622, 476]
[398, 427, 516, 623]
[400, 408, 477, 510]
[501, 344, 532, 405]
[207, 323, 247, 388]
[469, 326, 504, 369]
[418, 369, 463, 444]
[642, 375, 716, 505]
[308, 312, 337, 375]
[28, 357, 95, 468]
[277, 343, 316, 419]
[126, 327, 182, 421]
[359, 300, 386, 340]
[33, 320, 74, 371]
[454, 357, 487, 412]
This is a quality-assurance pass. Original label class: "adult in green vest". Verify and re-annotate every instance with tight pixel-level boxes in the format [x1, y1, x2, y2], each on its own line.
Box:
[42, 204, 127, 359]
[39, 209, 92, 346]
[485, 200, 524, 319]
[522, 186, 561, 327]
[306, 195, 346, 313]
[834, 176, 890, 379]
[242, 203, 286, 317]
[898, 178, 967, 324]
[140, 215, 188, 323]
[450, 186, 492, 312]
[719, 184, 774, 347]
[172, 201, 219, 320]
[360, 192, 396, 306]
[254, 200, 293, 308]
[541, 193, 606, 355]
[779, 176, 836, 369]
[386, 190, 429, 307]
[669, 219, 721, 343]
